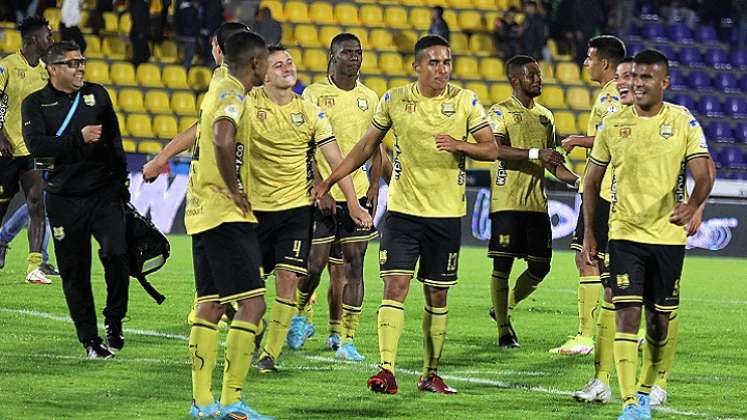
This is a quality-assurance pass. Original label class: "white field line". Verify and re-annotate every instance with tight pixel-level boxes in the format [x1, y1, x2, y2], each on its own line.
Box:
[1, 307, 742, 420]
[541, 288, 747, 306]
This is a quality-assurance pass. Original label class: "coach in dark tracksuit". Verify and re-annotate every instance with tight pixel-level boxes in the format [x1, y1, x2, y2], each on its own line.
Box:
[22, 41, 129, 359]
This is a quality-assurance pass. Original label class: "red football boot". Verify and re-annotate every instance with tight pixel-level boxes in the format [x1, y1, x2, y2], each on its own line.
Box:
[367, 368, 398, 394]
[417, 373, 458, 394]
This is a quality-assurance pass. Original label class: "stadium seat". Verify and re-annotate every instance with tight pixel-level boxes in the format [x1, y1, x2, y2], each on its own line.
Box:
[281, 28, 295, 48]
[102, 37, 127, 60]
[389, 77, 411, 89]
[287, 47, 304, 66]
[720, 147, 746, 169]
[724, 97, 747, 119]
[86, 60, 110, 84]
[735, 122, 747, 144]
[554, 111, 577, 135]
[43, 8, 60, 30]
[480, 57, 504, 81]
[668, 68, 686, 90]
[295, 24, 320, 48]
[640, 21, 666, 41]
[459, 11, 483, 32]
[474, 0, 499, 10]
[312, 73, 328, 83]
[163, 65, 189, 89]
[118, 114, 128, 136]
[370, 29, 395, 51]
[688, 70, 711, 90]
[318, 26, 338, 49]
[455, 56, 480, 79]
[379, 52, 406, 76]
[360, 5, 384, 27]
[303, 49, 328, 72]
[707, 121, 734, 143]
[546, 38, 572, 62]
[384, 6, 409, 29]
[105, 86, 117, 109]
[136, 64, 163, 88]
[626, 41, 645, 57]
[574, 161, 587, 176]
[153, 115, 178, 139]
[443, 10, 459, 31]
[365, 76, 388, 97]
[577, 113, 589, 132]
[118, 88, 144, 113]
[409, 8, 431, 30]
[679, 47, 703, 67]
[111, 62, 137, 86]
[179, 117, 197, 133]
[668, 23, 692, 43]
[705, 48, 729, 69]
[556, 62, 582, 85]
[360, 52, 379, 73]
[285, 1, 311, 23]
[127, 114, 154, 138]
[154, 41, 178, 64]
[567, 87, 591, 111]
[731, 49, 747, 69]
[196, 92, 206, 108]
[138, 140, 162, 154]
[538, 61, 555, 83]
[469, 34, 494, 55]
[670, 93, 695, 111]
[262, 0, 285, 21]
[171, 92, 197, 116]
[450, 33, 469, 54]
[538, 85, 566, 109]
[309, 2, 335, 25]
[347, 27, 370, 49]
[465, 82, 489, 104]
[488, 83, 511, 103]
[119, 13, 132, 35]
[696, 25, 718, 43]
[145, 90, 171, 114]
[449, 0, 475, 8]
[0, 29, 21, 53]
[122, 139, 137, 153]
[335, 3, 360, 25]
[714, 72, 739, 93]
[698, 95, 723, 117]
[102, 11, 118, 33]
[741, 75, 747, 91]
[188, 66, 213, 91]
[83, 34, 102, 58]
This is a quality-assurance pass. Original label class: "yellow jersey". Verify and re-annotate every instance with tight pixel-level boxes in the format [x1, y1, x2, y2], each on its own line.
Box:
[372, 83, 490, 218]
[303, 78, 378, 202]
[589, 102, 710, 245]
[247, 86, 336, 212]
[488, 96, 555, 213]
[185, 72, 256, 235]
[578, 79, 621, 201]
[0, 51, 48, 156]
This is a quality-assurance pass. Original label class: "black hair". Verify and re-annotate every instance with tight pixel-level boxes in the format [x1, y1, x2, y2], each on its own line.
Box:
[619, 56, 634, 64]
[330, 32, 361, 53]
[44, 41, 80, 65]
[19, 16, 49, 40]
[414, 35, 449, 61]
[223, 31, 267, 69]
[588, 35, 626, 67]
[267, 44, 287, 55]
[506, 54, 537, 78]
[633, 49, 669, 75]
[433, 6, 444, 16]
[214, 22, 250, 53]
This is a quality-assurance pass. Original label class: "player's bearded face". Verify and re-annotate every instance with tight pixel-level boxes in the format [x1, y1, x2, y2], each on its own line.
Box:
[520, 63, 542, 98]
[632, 63, 669, 108]
[615, 63, 634, 106]
[333, 40, 362, 77]
[266, 50, 297, 89]
[414, 46, 452, 92]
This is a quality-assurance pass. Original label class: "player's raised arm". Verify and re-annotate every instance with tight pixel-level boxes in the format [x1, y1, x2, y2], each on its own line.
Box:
[434, 125, 498, 161]
[142, 122, 198, 182]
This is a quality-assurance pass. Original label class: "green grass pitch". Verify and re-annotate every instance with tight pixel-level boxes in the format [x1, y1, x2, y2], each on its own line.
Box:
[0, 234, 745, 419]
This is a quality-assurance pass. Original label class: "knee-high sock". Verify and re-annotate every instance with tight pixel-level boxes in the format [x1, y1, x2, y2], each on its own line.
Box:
[490, 270, 511, 336]
[341, 303, 362, 344]
[27, 252, 42, 274]
[262, 297, 295, 360]
[655, 311, 679, 389]
[615, 332, 640, 406]
[189, 319, 219, 407]
[509, 270, 543, 309]
[220, 320, 257, 406]
[594, 302, 616, 384]
[422, 305, 448, 377]
[295, 289, 311, 313]
[378, 299, 404, 373]
[578, 276, 602, 337]
[329, 319, 342, 336]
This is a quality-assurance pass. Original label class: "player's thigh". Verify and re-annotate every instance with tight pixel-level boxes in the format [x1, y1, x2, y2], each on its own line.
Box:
[311, 206, 337, 248]
[644, 244, 685, 313]
[488, 211, 528, 260]
[0, 157, 23, 205]
[273, 206, 314, 277]
[18, 158, 42, 205]
[338, 197, 379, 245]
[525, 211, 552, 265]
[327, 240, 344, 266]
[418, 217, 461, 288]
[608, 240, 646, 308]
[379, 212, 422, 278]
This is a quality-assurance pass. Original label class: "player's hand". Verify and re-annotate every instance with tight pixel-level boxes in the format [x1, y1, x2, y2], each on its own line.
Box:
[669, 201, 697, 227]
[366, 183, 379, 219]
[435, 134, 463, 153]
[318, 192, 336, 216]
[311, 180, 331, 201]
[215, 187, 251, 216]
[81, 125, 102, 143]
[539, 148, 565, 165]
[685, 206, 703, 236]
[581, 235, 598, 266]
[349, 203, 373, 229]
[0, 132, 14, 157]
[560, 135, 583, 153]
[142, 157, 165, 183]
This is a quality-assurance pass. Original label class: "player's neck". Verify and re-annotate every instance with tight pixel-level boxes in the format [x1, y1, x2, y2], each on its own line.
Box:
[635, 101, 664, 117]
[265, 84, 293, 105]
[597, 72, 614, 87]
[417, 80, 445, 98]
[330, 71, 356, 91]
[20, 46, 41, 66]
[513, 92, 534, 108]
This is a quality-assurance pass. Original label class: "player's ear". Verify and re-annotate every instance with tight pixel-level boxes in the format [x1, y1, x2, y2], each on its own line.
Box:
[661, 75, 670, 91]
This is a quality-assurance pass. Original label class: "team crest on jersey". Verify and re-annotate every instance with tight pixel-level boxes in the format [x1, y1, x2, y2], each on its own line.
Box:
[659, 123, 673, 139]
[53, 226, 65, 241]
[538, 115, 550, 126]
[619, 127, 631, 138]
[499, 234, 510, 247]
[404, 100, 416, 113]
[616, 273, 630, 289]
[16, 69, 25, 79]
[607, 104, 618, 114]
[321, 95, 335, 107]
[441, 102, 455, 117]
[357, 98, 368, 111]
[291, 112, 305, 126]
[511, 113, 522, 123]
[257, 109, 266, 121]
[83, 94, 95, 106]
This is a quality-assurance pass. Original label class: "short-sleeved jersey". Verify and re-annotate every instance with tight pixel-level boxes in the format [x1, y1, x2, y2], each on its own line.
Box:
[0, 52, 49, 156]
[488, 96, 555, 213]
[589, 102, 710, 245]
[247, 86, 336, 212]
[372, 83, 489, 218]
[303, 78, 377, 202]
[185, 73, 255, 235]
[578, 80, 621, 201]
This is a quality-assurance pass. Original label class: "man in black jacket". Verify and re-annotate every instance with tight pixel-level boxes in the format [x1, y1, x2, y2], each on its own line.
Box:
[22, 41, 130, 359]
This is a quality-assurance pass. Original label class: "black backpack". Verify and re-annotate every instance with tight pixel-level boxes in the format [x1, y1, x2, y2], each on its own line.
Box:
[125, 203, 170, 304]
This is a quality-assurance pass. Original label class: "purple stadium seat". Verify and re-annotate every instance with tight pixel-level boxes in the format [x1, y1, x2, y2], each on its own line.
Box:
[670, 93, 696, 111]
[706, 121, 733, 142]
[714, 72, 739, 93]
[741, 74, 747, 91]
[679, 47, 703, 67]
[724, 97, 747, 119]
[720, 147, 746, 169]
[668, 68, 686, 90]
[652, 44, 676, 64]
[640, 22, 666, 40]
[732, 49, 747, 70]
[704, 48, 729, 69]
[735, 123, 747, 144]
[696, 25, 718, 43]
[668, 23, 693, 43]
[627, 42, 645, 57]
[736, 171, 747, 180]
[688, 71, 711, 90]
[698, 95, 722, 117]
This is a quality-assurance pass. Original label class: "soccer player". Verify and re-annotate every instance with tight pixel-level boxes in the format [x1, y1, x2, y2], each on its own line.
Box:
[292, 32, 382, 361]
[315, 35, 498, 395]
[552, 35, 626, 355]
[251, 45, 372, 373]
[0, 16, 54, 284]
[486, 55, 578, 348]
[582, 50, 712, 420]
[185, 31, 272, 419]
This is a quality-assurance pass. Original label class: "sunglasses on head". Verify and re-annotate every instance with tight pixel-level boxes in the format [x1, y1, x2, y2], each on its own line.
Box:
[52, 58, 86, 69]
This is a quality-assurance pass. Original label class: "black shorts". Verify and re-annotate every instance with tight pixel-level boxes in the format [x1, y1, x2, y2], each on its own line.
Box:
[192, 222, 265, 304]
[608, 240, 684, 312]
[488, 211, 552, 262]
[0, 156, 33, 203]
[379, 212, 461, 288]
[255, 205, 313, 277]
[328, 241, 344, 265]
[311, 197, 378, 245]
[571, 194, 611, 259]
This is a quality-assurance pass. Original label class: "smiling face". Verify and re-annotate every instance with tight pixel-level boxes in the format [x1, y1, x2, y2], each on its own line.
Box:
[414, 45, 452, 93]
[49, 50, 86, 91]
[265, 49, 297, 89]
[632, 62, 669, 109]
[615, 61, 634, 105]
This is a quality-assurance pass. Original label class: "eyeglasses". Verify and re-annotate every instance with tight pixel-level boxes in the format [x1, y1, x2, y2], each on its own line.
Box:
[51, 58, 86, 69]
